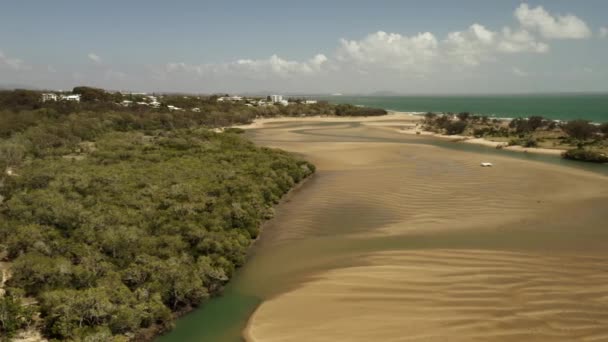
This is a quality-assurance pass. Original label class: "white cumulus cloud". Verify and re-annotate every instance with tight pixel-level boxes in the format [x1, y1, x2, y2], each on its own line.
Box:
[444, 24, 498, 66]
[0, 50, 29, 71]
[336, 23, 548, 72]
[511, 67, 529, 77]
[88, 53, 102, 64]
[336, 31, 439, 72]
[498, 28, 549, 53]
[165, 54, 328, 79]
[515, 3, 591, 39]
[234, 54, 327, 76]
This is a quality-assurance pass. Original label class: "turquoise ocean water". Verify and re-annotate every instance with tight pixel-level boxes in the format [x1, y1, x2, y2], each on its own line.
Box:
[319, 94, 608, 122]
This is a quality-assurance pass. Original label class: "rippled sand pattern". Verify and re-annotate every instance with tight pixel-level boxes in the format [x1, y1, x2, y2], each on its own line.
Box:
[248, 250, 608, 342]
[240, 117, 608, 342]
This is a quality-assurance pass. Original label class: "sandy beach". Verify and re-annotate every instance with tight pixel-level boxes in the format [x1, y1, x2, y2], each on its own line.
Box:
[237, 116, 608, 342]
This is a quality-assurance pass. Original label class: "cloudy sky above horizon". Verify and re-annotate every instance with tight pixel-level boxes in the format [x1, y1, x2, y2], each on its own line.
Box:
[1, 0, 607, 94]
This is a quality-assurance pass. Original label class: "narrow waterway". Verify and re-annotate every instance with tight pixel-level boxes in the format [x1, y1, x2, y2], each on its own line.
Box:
[157, 118, 608, 341]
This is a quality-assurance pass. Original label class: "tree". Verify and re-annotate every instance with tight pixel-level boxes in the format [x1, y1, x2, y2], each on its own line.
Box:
[563, 119, 597, 141]
[457, 112, 471, 121]
[0, 140, 26, 175]
[527, 116, 545, 131]
[0, 295, 33, 338]
[0, 90, 41, 110]
[423, 112, 437, 123]
[72, 86, 109, 102]
[445, 121, 468, 135]
[599, 122, 608, 135]
[509, 117, 531, 134]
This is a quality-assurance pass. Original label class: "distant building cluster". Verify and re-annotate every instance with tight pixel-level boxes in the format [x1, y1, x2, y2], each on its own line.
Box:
[216, 94, 317, 107]
[120, 94, 161, 108]
[217, 95, 243, 102]
[41, 93, 81, 102]
[39, 90, 318, 111]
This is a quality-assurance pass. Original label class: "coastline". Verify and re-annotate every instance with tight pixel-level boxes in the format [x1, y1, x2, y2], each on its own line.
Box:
[232, 111, 568, 157]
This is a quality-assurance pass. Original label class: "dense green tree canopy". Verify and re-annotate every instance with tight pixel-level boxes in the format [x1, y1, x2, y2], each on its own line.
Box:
[0, 87, 322, 340]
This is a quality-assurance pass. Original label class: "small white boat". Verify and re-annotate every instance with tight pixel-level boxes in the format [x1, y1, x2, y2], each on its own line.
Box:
[480, 162, 493, 167]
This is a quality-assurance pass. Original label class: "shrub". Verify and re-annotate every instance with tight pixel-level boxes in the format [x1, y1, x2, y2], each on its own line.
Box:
[527, 116, 546, 131]
[562, 149, 608, 163]
[508, 138, 520, 146]
[223, 127, 245, 134]
[473, 128, 488, 137]
[457, 112, 471, 121]
[444, 121, 467, 135]
[523, 138, 538, 148]
[509, 118, 531, 134]
[563, 120, 597, 141]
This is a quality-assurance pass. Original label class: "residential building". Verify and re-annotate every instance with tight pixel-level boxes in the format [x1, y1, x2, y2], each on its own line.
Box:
[60, 94, 81, 102]
[167, 105, 182, 111]
[270, 94, 283, 103]
[41, 93, 58, 102]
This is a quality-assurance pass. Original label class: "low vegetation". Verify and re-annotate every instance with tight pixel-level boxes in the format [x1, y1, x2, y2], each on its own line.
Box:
[423, 112, 608, 163]
[562, 149, 608, 163]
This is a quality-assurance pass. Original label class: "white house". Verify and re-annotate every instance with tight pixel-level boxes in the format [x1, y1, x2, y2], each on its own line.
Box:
[217, 95, 243, 102]
[270, 94, 283, 103]
[41, 93, 58, 102]
[60, 94, 81, 102]
[304, 100, 317, 104]
[167, 105, 183, 111]
[192, 107, 201, 112]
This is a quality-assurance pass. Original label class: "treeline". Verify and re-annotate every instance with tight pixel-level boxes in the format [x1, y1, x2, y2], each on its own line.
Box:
[422, 112, 608, 163]
[0, 88, 319, 340]
[0, 88, 387, 122]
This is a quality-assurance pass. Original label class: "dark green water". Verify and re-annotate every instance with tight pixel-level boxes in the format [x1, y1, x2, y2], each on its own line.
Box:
[319, 94, 608, 122]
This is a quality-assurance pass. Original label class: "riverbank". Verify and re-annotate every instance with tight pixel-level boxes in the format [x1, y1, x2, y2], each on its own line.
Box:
[398, 126, 565, 156]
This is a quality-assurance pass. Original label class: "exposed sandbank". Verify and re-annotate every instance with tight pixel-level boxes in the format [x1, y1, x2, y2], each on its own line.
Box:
[246, 250, 608, 342]
[241, 117, 608, 342]
[233, 112, 568, 157]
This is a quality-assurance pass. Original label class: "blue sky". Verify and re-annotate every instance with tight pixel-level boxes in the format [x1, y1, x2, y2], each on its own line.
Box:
[1, 0, 607, 93]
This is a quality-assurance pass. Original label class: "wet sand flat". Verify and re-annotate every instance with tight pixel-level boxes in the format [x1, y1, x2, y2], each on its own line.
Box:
[246, 250, 608, 342]
[242, 116, 608, 342]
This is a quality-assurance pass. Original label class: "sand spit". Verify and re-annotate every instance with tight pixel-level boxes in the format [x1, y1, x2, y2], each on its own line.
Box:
[246, 249, 608, 342]
[235, 112, 568, 156]
[233, 112, 421, 130]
